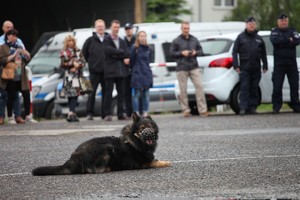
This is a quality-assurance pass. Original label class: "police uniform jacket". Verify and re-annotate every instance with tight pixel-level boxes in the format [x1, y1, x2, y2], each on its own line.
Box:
[232, 29, 268, 71]
[170, 34, 203, 72]
[270, 27, 300, 66]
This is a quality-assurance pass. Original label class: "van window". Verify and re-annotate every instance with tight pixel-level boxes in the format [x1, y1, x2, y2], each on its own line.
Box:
[200, 39, 232, 55]
[149, 44, 155, 63]
[162, 42, 175, 62]
[28, 50, 60, 74]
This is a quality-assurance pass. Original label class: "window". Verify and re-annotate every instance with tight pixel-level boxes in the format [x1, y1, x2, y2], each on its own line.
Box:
[200, 39, 233, 55]
[214, 0, 235, 7]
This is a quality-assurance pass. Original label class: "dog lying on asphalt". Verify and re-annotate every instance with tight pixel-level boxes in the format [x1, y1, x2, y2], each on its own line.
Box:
[32, 112, 170, 176]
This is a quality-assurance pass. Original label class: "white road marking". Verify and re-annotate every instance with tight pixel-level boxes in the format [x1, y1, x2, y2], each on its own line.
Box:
[1, 154, 299, 177]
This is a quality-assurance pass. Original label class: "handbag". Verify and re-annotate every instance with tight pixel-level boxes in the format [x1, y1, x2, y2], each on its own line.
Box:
[1, 62, 18, 80]
[79, 76, 93, 95]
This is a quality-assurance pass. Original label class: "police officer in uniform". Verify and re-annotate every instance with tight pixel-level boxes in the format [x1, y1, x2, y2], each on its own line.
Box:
[232, 16, 268, 115]
[270, 13, 300, 114]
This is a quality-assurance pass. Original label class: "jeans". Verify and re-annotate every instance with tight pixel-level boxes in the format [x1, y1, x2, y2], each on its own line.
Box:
[68, 96, 78, 112]
[0, 89, 7, 118]
[13, 92, 21, 116]
[132, 88, 149, 113]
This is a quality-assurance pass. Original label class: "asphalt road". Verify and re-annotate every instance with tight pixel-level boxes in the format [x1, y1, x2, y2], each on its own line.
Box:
[0, 112, 300, 200]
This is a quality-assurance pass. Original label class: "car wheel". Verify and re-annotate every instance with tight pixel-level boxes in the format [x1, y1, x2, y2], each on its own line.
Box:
[45, 101, 55, 119]
[230, 85, 240, 115]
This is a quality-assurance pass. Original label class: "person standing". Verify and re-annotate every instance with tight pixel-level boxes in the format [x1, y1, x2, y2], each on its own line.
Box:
[82, 19, 107, 120]
[170, 21, 209, 117]
[103, 19, 130, 121]
[0, 20, 27, 124]
[270, 13, 300, 114]
[60, 35, 85, 122]
[232, 16, 268, 115]
[0, 29, 31, 124]
[123, 23, 136, 118]
[130, 31, 153, 117]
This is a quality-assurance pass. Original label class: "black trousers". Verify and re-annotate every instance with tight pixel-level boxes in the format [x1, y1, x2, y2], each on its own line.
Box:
[272, 65, 300, 111]
[86, 72, 105, 118]
[239, 69, 261, 110]
[6, 81, 30, 117]
[103, 77, 125, 117]
[124, 74, 133, 117]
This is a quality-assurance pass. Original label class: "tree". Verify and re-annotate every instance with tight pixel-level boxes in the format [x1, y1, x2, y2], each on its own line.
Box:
[145, 0, 192, 22]
[225, 0, 300, 30]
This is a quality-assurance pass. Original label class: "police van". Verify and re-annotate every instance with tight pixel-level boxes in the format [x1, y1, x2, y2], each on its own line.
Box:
[28, 22, 245, 118]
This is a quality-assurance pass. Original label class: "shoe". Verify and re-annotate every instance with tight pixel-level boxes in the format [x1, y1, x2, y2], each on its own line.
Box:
[8, 117, 16, 124]
[86, 115, 94, 120]
[293, 109, 300, 113]
[200, 112, 210, 117]
[118, 115, 130, 120]
[73, 114, 80, 122]
[15, 116, 25, 124]
[183, 110, 191, 117]
[25, 115, 38, 123]
[239, 109, 246, 115]
[104, 115, 112, 121]
[272, 109, 279, 114]
[0, 117, 4, 125]
[142, 112, 148, 118]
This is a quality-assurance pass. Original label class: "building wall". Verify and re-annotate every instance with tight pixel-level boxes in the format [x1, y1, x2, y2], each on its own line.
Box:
[182, 0, 237, 22]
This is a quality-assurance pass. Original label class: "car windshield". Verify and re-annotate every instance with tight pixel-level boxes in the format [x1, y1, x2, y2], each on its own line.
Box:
[27, 50, 60, 74]
[200, 39, 233, 55]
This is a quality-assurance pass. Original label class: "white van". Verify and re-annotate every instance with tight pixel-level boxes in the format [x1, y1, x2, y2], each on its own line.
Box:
[29, 22, 245, 118]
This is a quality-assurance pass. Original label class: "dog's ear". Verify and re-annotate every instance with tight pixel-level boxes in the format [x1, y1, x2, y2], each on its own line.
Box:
[145, 115, 152, 120]
[132, 112, 140, 122]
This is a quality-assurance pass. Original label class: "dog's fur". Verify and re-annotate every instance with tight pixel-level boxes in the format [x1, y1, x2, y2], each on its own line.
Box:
[32, 113, 170, 176]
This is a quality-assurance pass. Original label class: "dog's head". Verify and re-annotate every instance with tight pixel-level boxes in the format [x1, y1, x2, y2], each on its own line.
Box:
[122, 112, 159, 149]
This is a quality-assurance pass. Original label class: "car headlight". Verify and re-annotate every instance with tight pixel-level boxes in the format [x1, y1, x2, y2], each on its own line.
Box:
[32, 86, 41, 98]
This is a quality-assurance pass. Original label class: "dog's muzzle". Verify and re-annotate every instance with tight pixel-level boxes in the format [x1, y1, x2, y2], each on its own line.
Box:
[135, 128, 157, 145]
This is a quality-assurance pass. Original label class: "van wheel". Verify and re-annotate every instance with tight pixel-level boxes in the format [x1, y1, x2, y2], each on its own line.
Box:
[189, 101, 199, 115]
[230, 85, 240, 115]
[45, 101, 55, 119]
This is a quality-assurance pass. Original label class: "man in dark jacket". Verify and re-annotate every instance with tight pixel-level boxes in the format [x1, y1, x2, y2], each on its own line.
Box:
[232, 16, 268, 115]
[103, 19, 130, 121]
[170, 21, 209, 117]
[82, 19, 107, 120]
[270, 13, 300, 114]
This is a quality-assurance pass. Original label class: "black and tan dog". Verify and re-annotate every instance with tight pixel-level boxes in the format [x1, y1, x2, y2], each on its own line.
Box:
[32, 112, 170, 176]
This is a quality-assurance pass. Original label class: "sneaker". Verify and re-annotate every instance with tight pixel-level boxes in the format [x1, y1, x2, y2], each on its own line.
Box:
[103, 115, 112, 121]
[86, 115, 94, 120]
[142, 112, 148, 118]
[72, 114, 80, 122]
[200, 112, 210, 117]
[183, 110, 191, 117]
[25, 115, 38, 123]
[8, 117, 16, 124]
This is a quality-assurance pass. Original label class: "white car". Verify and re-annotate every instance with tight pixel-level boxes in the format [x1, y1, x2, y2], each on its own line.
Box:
[175, 31, 300, 114]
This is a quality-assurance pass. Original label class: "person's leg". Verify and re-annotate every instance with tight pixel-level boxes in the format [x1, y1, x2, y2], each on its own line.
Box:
[13, 92, 21, 118]
[115, 78, 126, 118]
[0, 88, 7, 124]
[132, 88, 141, 113]
[124, 75, 133, 117]
[272, 66, 285, 112]
[248, 70, 261, 112]
[239, 70, 251, 112]
[103, 78, 114, 120]
[286, 65, 300, 111]
[86, 73, 99, 119]
[176, 71, 190, 115]
[142, 89, 150, 117]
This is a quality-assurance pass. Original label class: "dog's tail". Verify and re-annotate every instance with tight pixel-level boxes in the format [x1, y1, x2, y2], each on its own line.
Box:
[32, 165, 72, 176]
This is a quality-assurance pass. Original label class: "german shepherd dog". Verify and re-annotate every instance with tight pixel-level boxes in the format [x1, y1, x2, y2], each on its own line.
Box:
[32, 113, 170, 176]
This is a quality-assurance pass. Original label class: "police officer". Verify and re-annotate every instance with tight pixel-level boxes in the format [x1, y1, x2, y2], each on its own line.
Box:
[232, 16, 268, 115]
[270, 13, 300, 114]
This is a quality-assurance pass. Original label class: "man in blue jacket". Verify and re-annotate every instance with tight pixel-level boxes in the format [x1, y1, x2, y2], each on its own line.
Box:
[270, 13, 300, 114]
[232, 16, 268, 115]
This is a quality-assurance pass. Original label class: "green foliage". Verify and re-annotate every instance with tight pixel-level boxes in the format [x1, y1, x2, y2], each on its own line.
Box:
[225, 0, 300, 30]
[145, 0, 192, 22]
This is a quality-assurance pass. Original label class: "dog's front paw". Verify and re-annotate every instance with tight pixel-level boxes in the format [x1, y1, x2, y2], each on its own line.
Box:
[150, 160, 171, 168]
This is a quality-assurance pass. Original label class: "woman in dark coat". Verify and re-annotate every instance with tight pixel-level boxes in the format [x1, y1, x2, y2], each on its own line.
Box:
[130, 31, 153, 117]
